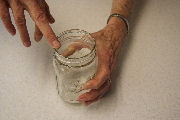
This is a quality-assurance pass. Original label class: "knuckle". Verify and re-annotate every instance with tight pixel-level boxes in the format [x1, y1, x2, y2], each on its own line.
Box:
[15, 16, 26, 26]
[35, 12, 47, 23]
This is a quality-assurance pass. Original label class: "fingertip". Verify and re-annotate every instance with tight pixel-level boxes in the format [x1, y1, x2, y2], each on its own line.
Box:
[49, 16, 55, 24]
[78, 95, 85, 102]
[78, 94, 89, 102]
[8, 27, 16, 36]
[83, 82, 92, 90]
[52, 40, 61, 49]
[34, 35, 43, 42]
[23, 41, 31, 47]
[78, 98, 84, 103]
[10, 30, 16, 36]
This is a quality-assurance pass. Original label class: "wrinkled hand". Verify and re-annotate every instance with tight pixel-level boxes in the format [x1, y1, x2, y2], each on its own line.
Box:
[78, 20, 127, 105]
[0, 0, 60, 48]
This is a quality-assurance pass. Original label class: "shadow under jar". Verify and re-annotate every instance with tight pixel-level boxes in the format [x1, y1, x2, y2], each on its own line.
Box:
[53, 29, 97, 103]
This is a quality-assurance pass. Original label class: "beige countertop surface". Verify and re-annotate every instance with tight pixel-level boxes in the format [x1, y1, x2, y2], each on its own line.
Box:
[0, 0, 180, 120]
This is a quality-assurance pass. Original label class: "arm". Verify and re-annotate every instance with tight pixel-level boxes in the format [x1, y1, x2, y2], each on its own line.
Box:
[111, 0, 134, 19]
[109, 0, 135, 27]
[79, 0, 135, 105]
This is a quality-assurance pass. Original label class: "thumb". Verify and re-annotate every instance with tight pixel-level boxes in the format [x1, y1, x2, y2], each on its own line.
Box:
[83, 64, 110, 90]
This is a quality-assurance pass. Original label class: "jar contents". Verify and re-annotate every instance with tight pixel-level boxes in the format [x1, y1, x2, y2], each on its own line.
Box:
[53, 29, 97, 103]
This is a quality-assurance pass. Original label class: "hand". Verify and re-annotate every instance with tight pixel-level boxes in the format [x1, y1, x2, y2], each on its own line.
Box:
[0, 0, 60, 48]
[78, 19, 127, 105]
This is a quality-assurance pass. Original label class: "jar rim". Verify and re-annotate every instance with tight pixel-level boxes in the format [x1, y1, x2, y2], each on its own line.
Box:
[53, 29, 97, 67]
[54, 29, 96, 60]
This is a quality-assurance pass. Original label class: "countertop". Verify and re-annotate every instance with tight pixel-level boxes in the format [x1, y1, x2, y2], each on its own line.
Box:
[0, 0, 180, 120]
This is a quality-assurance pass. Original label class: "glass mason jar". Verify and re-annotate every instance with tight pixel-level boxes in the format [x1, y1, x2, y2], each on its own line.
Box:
[53, 29, 97, 103]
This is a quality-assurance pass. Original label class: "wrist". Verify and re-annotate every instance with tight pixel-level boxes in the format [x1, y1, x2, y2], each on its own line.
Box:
[107, 17, 127, 34]
[111, 9, 129, 20]
[108, 17, 124, 25]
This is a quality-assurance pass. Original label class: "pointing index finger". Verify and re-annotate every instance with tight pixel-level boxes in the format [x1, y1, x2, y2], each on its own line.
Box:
[24, 0, 60, 48]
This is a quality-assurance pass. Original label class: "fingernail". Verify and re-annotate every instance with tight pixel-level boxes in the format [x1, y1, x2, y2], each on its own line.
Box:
[23, 41, 31, 47]
[83, 82, 91, 90]
[53, 40, 60, 49]
[10, 29, 16, 36]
